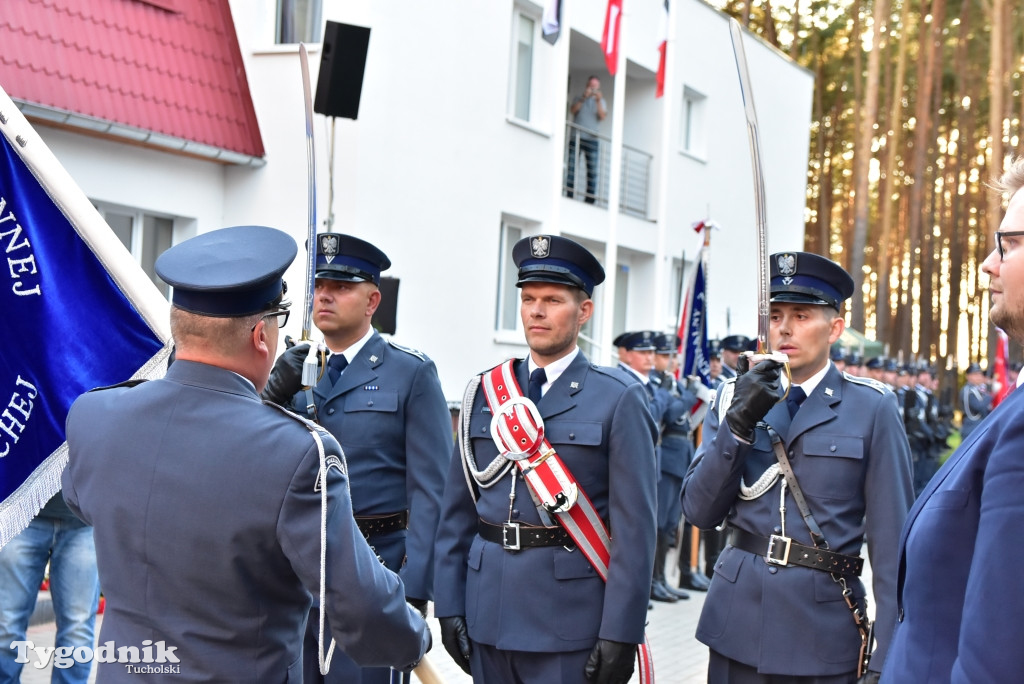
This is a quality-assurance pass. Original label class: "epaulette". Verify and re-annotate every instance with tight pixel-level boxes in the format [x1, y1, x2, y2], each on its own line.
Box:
[386, 338, 426, 361]
[843, 372, 889, 395]
[590, 364, 637, 388]
[264, 400, 325, 432]
[87, 379, 148, 393]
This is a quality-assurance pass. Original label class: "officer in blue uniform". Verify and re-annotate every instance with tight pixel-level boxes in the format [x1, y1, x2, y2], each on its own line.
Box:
[613, 329, 683, 603]
[650, 333, 710, 595]
[62, 226, 429, 682]
[261, 233, 451, 684]
[718, 335, 751, 381]
[958, 362, 992, 439]
[434, 235, 658, 684]
[682, 251, 914, 684]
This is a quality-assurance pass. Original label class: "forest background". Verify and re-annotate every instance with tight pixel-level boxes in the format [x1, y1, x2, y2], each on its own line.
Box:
[712, 0, 1023, 376]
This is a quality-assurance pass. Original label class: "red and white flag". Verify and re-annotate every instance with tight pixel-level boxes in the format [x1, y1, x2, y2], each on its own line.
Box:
[602, 0, 623, 76]
[994, 328, 1013, 406]
[656, 0, 669, 97]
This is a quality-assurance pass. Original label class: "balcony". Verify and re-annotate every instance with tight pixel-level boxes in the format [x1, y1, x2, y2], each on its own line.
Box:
[562, 121, 652, 220]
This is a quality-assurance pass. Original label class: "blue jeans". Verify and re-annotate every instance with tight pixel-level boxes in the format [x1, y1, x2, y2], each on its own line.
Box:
[0, 505, 100, 684]
[566, 137, 599, 202]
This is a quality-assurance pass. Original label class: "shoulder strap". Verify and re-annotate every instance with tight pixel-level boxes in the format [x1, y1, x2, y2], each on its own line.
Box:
[770, 434, 874, 676]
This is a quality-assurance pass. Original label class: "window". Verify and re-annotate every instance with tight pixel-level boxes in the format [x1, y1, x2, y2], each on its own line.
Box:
[509, 9, 537, 122]
[680, 86, 707, 158]
[95, 204, 175, 298]
[495, 222, 525, 332]
[276, 0, 322, 45]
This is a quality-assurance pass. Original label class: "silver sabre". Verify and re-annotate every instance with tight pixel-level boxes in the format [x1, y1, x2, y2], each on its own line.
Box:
[298, 44, 320, 386]
[728, 19, 772, 356]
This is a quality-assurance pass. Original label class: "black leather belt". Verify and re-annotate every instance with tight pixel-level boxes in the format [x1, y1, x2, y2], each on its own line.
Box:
[354, 511, 408, 538]
[729, 527, 863, 577]
[478, 519, 574, 551]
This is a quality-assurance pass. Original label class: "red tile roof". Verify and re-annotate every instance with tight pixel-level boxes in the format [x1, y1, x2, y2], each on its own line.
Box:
[0, 0, 264, 160]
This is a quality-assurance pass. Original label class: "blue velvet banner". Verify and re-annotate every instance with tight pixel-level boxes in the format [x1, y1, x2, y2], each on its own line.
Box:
[0, 130, 164, 541]
[680, 258, 711, 387]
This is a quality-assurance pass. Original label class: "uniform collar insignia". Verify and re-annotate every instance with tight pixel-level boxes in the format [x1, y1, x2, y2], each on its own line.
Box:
[369, 355, 378, 363]
[824, 387, 834, 396]
[570, 381, 579, 389]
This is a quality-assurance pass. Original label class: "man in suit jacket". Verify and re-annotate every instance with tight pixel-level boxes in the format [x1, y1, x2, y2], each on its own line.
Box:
[682, 251, 914, 684]
[434, 234, 658, 684]
[882, 157, 1024, 682]
[62, 226, 429, 682]
[261, 232, 451, 684]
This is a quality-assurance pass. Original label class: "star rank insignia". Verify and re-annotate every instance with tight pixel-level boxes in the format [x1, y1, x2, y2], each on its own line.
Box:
[824, 387, 834, 397]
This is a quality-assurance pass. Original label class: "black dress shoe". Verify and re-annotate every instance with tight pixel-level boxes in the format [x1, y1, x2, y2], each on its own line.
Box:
[662, 583, 690, 600]
[678, 572, 711, 592]
[650, 581, 678, 603]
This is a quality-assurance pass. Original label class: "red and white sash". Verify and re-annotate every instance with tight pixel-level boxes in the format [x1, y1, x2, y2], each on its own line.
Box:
[480, 359, 655, 683]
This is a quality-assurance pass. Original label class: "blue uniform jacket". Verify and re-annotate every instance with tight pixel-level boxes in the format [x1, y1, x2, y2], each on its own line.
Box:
[286, 332, 451, 601]
[958, 383, 992, 439]
[653, 374, 698, 479]
[62, 360, 428, 682]
[882, 384, 1024, 682]
[434, 353, 658, 652]
[682, 364, 914, 676]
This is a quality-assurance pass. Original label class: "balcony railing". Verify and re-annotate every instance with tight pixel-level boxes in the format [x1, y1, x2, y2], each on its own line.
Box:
[562, 121, 652, 219]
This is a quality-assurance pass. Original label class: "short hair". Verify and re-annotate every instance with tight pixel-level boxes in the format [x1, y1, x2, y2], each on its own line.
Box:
[995, 156, 1024, 196]
[170, 307, 263, 357]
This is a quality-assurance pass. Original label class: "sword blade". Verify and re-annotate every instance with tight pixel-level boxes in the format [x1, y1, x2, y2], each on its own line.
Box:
[728, 20, 771, 354]
[299, 43, 317, 342]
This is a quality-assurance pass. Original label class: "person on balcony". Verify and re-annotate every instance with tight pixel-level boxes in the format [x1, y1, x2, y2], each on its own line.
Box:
[566, 76, 606, 204]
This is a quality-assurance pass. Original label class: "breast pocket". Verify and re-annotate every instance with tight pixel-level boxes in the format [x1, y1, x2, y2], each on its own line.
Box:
[341, 390, 399, 446]
[545, 422, 604, 487]
[799, 434, 864, 500]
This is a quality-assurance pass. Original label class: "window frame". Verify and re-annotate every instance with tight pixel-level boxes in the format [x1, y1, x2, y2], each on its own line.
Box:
[275, 0, 323, 45]
[680, 86, 708, 160]
[93, 202, 176, 299]
[508, 5, 540, 125]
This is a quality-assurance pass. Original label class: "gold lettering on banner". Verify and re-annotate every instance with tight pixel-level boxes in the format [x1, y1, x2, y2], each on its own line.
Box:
[0, 196, 42, 297]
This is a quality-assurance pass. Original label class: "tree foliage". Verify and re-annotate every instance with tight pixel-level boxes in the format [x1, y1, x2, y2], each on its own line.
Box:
[713, 0, 1024, 371]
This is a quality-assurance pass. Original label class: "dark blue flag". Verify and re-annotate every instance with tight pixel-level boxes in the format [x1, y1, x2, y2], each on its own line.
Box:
[679, 258, 711, 387]
[0, 89, 170, 547]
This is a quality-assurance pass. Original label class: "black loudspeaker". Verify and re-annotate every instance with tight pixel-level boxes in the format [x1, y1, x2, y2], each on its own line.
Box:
[314, 21, 371, 119]
[372, 277, 399, 335]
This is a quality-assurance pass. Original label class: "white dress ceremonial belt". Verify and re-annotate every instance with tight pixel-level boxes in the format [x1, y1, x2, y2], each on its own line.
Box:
[480, 360, 655, 683]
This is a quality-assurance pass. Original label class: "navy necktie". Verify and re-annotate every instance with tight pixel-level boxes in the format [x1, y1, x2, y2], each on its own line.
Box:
[327, 353, 348, 385]
[787, 385, 807, 418]
[528, 367, 547, 405]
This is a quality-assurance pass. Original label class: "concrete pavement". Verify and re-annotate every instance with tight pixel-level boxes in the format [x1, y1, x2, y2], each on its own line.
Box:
[16, 558, 711, 683]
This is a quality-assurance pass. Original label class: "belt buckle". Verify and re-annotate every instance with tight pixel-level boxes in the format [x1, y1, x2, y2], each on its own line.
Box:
[766, 534, 791, 566]
[502, 522, 521, 551]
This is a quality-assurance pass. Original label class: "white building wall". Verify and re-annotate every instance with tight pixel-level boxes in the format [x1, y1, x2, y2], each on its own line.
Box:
[26, 0, 813, 402]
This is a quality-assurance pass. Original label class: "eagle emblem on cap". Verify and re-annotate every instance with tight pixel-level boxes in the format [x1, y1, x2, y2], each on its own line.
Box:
[531, 236, 551, 258]
[777, 253, 797, 276]
[319, 234, 340, 264]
